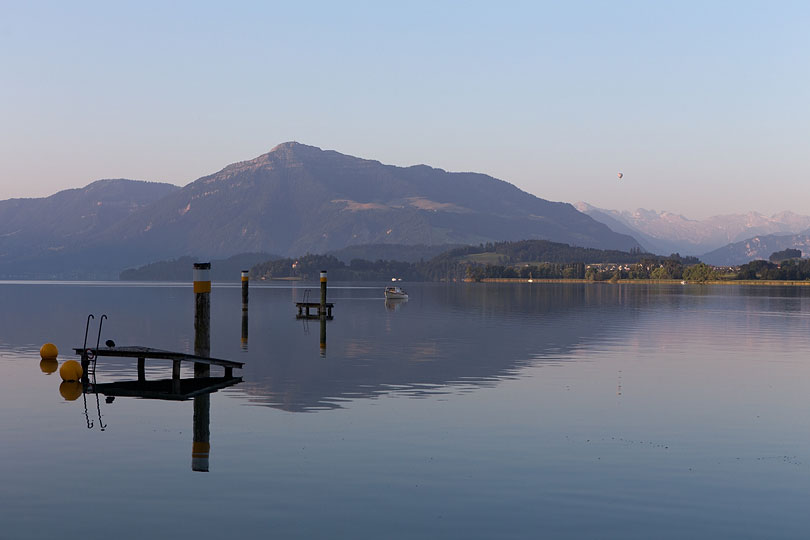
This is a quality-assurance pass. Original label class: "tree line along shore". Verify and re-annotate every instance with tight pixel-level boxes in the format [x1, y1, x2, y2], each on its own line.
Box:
[120, 241, 810, 284]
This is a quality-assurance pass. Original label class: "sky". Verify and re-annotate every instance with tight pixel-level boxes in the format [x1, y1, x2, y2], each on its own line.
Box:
[1, 0, 808, 219]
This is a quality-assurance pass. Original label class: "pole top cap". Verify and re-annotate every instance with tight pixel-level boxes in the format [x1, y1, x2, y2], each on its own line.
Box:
[194, 262, 211, 270]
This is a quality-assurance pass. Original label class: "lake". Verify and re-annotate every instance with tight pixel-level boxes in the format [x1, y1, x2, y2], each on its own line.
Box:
[2, 281, 810, 539]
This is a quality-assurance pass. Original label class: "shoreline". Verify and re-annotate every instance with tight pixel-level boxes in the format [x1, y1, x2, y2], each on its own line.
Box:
[471, 278, 810, 286]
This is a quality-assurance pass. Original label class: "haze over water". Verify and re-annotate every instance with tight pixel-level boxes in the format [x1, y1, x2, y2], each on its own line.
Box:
[2, 281, 810, 538]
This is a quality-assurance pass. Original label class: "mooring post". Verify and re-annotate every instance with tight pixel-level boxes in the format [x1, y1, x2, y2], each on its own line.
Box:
[193, 262, 211, 377]
[192, 261, 212, 472]
[137, 357, 145, 382]
[241, 270, 249, 307]
[320, 270, 327, 316]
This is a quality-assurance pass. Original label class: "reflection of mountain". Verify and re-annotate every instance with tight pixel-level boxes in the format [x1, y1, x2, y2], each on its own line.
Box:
[2, 282, 657, 412]
[235, 284, 651, 412]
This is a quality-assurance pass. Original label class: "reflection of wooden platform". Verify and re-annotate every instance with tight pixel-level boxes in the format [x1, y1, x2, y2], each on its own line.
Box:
[88, 376, 242, 401]
[295, 302, 334, 319]
[73, 346, 244, 378]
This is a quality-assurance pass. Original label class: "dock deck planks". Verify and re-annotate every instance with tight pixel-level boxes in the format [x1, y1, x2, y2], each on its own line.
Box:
[73, 346, 243, 369]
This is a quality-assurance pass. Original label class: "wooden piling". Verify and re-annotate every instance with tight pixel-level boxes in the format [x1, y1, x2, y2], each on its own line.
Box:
[193, 262, 211, 377]
[320, 270, 327, 313]
[241, 270, 249, 306]
[192, 262, 212, 471]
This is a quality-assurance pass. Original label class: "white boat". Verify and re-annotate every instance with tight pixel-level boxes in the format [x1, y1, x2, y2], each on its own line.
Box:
[384, 286, 408, 299]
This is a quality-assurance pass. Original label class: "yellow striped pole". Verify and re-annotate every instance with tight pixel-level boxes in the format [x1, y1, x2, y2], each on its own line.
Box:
[241, 270, 249, 306]
[319, 270, 327, 315]
[193, 262, 211, 294]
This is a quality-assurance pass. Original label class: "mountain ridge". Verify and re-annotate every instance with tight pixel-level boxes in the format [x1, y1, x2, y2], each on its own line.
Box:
[701, 232, 810, 266]
[0, 143, 640, 278]
[88, 142, 641, 261]
[576, 202, 810, 256]
[0, 179, 180, 277]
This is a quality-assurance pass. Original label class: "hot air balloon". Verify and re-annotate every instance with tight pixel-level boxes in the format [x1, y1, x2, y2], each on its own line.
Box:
[617, 172, 624, 180]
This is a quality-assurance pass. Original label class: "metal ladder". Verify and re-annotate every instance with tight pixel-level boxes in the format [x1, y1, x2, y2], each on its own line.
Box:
[82, 313, 108, 376]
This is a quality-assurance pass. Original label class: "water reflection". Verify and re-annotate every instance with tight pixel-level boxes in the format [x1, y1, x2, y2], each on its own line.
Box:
[85, 374, 241, 471]
[319, 315, 327, 357]
[239, 284, 654, 411]
[193, 394, 210, 472]
[4, 282, 810, 538]
[3, 282, 810, 415]
[385, 298, 407, 312]
[241, 305, 248, 351]
[39, 357, 58, 374]
[59, 380, 82, 401]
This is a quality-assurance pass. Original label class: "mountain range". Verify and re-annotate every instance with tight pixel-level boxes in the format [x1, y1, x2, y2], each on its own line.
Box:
[575, 202, 810, 262]
[0, 143, 639, 278]
[0, 179, 179, 277]
[700, 233, 810, 266]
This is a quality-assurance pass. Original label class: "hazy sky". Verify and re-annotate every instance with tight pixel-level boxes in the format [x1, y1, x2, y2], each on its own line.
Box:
[1, 1, 807, 218]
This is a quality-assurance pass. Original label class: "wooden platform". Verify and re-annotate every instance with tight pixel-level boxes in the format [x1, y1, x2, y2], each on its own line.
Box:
[295, 302, 334, 319]
[73, 346, 244, 379]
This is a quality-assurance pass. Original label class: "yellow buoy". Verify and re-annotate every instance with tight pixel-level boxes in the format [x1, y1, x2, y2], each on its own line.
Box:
[59, 360, 83, 381]
[40, 343, 59, 359]
[59, 381, 82, 401]
[39, 358, 58, 374]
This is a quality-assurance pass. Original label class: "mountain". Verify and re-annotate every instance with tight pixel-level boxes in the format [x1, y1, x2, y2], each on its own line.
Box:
[0, 143, 640, 278]
[575, 203, 810, 256]
[95, 143, 640, 259]
[0, 179, 179, 277]
[701, 233, 810, 266]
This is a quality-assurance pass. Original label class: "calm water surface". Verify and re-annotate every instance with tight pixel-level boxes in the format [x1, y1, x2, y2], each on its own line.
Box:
[2, 282, 810, 539]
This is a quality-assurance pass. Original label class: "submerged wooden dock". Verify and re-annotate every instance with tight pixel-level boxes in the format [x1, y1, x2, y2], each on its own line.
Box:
[73, 346, 244, 379]
[88, 376, 242, 401]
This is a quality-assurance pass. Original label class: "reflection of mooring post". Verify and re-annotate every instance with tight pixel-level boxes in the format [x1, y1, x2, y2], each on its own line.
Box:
[241, 270, 249, 306]
[319, 315, 326, 357]
[193, 262, 211, 377]
[192, 394, 210, 472]
[241, 308, 248, 351]
[320, 270, 327, 315]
